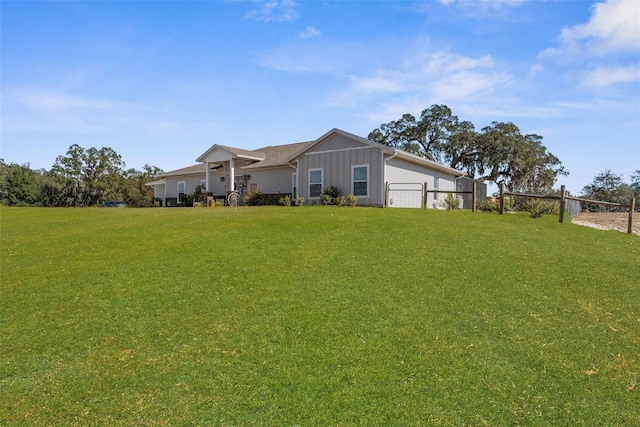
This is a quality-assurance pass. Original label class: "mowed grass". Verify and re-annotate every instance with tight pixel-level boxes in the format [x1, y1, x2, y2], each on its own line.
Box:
[1, 206, 639, 426]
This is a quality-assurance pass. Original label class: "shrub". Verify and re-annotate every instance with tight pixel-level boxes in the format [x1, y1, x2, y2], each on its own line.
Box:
[478, 198, 499, 212]
[335, 195, 346, 207]
[243, 190, 291, 206]
[347, 194, 358, 207]
[441, 193, 460, 210]
[519, 198, 559, 218]
[243, 188, 262, 206]
[296, 196, 305, 206]
[321, 186, 342, 205]
[279, 195, 292, 207]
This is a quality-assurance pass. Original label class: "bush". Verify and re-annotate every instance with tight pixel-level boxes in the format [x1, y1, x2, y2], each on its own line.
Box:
[321, 186, 342, 205]
[296, 196, 305, 206]
[335, 195, 346, 207]
[478, 198, 499, 212]
[441, 193, 460, 210]
[279, 195, 292, 207]
[519, 198, 559, 218]
[347, 194, 358, 207]
[243, 188, 261, 206]
[243, 190, 292, 206]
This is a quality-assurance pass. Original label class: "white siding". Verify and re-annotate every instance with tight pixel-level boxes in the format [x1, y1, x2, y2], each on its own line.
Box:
[385, 157, 457, 209]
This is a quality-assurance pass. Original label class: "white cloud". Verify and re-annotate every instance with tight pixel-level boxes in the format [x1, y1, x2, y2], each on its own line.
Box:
[244, 1, 299, 23]
[332, 50, 513, 119]
[528, 63, 544, 75]
[348, 74, 405, 94]
[581, 63, 640, 87]
[556, 0, 640, 56]
[299, 26, 321, 40]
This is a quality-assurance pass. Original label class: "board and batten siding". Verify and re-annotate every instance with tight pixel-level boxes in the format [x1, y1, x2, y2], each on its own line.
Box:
[384, 157, 457, 207]
[298, 146, 384, 206]
[308, 133, 368, 153]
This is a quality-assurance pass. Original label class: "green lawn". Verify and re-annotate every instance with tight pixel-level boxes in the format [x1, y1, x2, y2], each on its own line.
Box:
[1, 206, 639, 425]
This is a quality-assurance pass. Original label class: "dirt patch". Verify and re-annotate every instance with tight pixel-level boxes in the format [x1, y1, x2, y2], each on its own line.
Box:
[571, 212, 639, 236]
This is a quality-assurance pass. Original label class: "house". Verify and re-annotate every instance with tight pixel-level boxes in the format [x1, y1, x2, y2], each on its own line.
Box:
[150, 128, 471, 208]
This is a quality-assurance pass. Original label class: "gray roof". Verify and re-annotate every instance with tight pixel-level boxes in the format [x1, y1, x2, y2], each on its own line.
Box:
[156, 164, 205, 177]
[244, 141, 312, 169]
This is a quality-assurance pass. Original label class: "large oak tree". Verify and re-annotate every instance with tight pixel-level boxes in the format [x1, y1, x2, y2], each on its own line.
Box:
[369, 105, 567, 192]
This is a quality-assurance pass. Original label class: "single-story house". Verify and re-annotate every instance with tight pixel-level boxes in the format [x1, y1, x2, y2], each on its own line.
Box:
[149, 128, 480, 208]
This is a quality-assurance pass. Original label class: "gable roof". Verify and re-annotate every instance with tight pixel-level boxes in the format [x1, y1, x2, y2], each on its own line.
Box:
[195, 144, 265, 163]
[290, 128, 464, 177]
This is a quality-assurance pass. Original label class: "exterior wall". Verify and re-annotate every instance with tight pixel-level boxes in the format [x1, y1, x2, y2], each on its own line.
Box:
[152, 185, 164, 200]
[163, 174, 207, 205]
[207, 170, 227, 196]
[246, 166, 296, 195]
[298, 146, 384, 206]
[385, 157, 457, 208]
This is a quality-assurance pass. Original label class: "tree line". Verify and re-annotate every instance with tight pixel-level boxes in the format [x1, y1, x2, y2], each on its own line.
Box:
[580, 169, 640, 205]
[0, 144, 163, 207]
[369, 104, 639, 204]
[369, 104, 567, 193]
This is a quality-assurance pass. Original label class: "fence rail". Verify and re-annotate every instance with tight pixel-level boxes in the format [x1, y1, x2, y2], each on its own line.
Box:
[499, 183, 636, 235]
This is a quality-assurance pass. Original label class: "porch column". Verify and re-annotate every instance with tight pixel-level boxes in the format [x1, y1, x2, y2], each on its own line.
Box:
[205, 162, 210, 192]
[229, 158, 235, 192]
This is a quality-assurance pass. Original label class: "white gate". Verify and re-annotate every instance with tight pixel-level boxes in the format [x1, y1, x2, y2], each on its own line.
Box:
[386, 183, 424, 208]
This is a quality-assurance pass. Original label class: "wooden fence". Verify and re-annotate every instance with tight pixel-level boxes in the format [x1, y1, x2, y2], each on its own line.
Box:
[499, 184, 636, 235]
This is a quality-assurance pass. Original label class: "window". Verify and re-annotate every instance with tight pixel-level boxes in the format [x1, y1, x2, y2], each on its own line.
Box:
[292, 173, 298, 199]
[433, 177, 439, 201]
[177, 181, 186, 204]
[352, 164, 369, 197]
[309, 168, 323, 198]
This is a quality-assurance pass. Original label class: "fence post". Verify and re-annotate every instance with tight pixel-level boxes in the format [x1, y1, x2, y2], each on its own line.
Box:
[472, 182, 477, 212]
[559, 184, 566, 223]
[499, 183, 505, 214]
[384, 182, 389, 207]
[423, 182, 428, 210]
[628, 197, 636, 235]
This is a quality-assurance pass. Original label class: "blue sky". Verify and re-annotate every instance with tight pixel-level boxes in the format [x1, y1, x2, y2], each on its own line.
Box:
[2, 0, 639, 194]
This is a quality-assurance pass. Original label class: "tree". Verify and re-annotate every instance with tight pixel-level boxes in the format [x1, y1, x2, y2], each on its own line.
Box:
[50, 145, 125, 206]
[476, 122, 566, 193]
[368, 105, 461, 162]
[0, 160, 43, 206]
[631, 170, 640, 198]
[369, 105, 567, 192]
[581, 169, 634, 204]
[122, 164, 164, 207]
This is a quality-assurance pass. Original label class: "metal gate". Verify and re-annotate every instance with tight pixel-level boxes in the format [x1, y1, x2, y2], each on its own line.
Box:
[386, 183, 424, 208]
